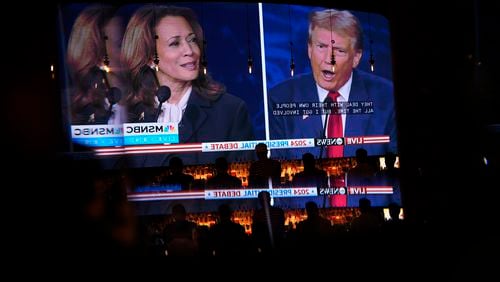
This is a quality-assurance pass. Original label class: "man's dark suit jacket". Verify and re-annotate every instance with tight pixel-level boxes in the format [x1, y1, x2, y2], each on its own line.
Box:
[128, 89, 255, 167]
[268, 69, 396, 160]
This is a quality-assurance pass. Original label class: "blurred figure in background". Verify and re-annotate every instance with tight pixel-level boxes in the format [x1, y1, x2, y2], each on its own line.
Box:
[251, 191, 286, 255]
[206, 157, 242, 189]
[163, 203, 199, 257]
[209, 204, 251, 257]
[248, 143, 282, 188]
[161, 156, 194, 191]
[67, 4, 125, 125]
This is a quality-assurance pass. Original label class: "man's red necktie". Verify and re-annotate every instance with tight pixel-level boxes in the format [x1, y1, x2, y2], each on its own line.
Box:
[327, 91, 344, 158]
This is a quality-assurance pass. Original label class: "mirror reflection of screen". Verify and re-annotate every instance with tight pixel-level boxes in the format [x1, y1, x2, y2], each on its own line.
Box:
[57, 2, 400, 212]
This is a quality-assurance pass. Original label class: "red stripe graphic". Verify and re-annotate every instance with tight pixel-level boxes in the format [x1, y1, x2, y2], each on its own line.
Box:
[127, 186, 393, 201]
[95, 143, 203, 156]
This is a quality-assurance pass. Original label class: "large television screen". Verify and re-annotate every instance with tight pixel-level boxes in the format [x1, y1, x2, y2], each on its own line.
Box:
[57, 2, 400, 213]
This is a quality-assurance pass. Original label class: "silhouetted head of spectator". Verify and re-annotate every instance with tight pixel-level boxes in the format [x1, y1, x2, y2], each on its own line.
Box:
[385, 152, 397, 169]
[215, 156, 229, 174]
[217, 203, 232, 221]
[169, 156, 184, 174]
[388, 202, 400, 220]
[355, 148, 368, 164]
[359, 197, 372, 213]
[305, 201, 320, 218]
[258, 190, 271, 207]
[171, 203, 187, 221]
[255, 143, 269, 160]
[302, 152, 316, 171]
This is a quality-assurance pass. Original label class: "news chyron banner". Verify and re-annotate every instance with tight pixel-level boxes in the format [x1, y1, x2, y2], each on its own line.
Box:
[71, 124, 124, 147]
[202, 139, 315, 152]
[123, 122, 179, 145]
[205, 187, 317, 200]
[201, 136, 389, 153]
[319, 186, 393, 195]
[127, 186, 393, 202]
[92, 135, 389, 156]
[127, 188, 317, 202]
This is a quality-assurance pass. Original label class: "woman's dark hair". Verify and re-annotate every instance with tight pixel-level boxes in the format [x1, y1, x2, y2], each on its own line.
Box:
[67, 5, 120, 124]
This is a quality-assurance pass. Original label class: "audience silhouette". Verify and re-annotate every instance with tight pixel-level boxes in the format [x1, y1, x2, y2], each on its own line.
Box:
[295, 201, 333, 254]
[161, 157, 195, 191]
[209, 204, 251, 257]
[291, 152, 328, 208]
[248, 143, 282, 188]
[347, 148, 378, 186]
[163, 203, 199, 257]
[292, 153, 328, 188]
[206, 157, 243, 189]
[251, 191, 286, 255]
[350, 197, 383, 234]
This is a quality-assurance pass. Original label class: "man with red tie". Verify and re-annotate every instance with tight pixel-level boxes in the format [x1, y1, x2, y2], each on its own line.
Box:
[268, 8, 396, 160]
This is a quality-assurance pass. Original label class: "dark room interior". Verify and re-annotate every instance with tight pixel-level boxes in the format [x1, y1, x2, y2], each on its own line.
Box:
[6, 0, 498, 273]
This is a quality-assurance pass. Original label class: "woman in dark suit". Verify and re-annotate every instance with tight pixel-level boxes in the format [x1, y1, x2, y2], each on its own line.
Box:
[121, 4, 255, 166]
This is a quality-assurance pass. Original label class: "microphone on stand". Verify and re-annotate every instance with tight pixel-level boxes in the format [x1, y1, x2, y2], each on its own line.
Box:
[319, 95, 334, 209]
[100, 69, 122, 121]
[319, 95, 334, 160]
[155, 86, 171, 122]
[147, 64, 172, 122]
[106, 87, 122, 121]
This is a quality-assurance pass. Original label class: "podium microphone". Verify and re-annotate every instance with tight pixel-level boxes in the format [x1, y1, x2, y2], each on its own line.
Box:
[155, 86, 171, 121]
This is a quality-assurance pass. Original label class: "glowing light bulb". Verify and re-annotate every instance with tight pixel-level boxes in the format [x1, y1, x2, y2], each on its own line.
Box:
[248, 56, 253, 74]
[99, 64, 111, 73]
[369, 57, 375, 72]
[50, 64, 55, 79]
